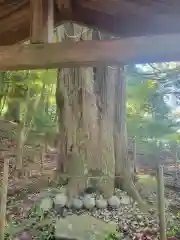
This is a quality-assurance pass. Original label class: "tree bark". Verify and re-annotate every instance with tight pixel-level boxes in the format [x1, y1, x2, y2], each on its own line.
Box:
[56, 24, 86, 197]
[93, 63, 116, 197]
[113, 66, 147, 209]
[0, 153, 9, 240]
[55, 25, 145, 201]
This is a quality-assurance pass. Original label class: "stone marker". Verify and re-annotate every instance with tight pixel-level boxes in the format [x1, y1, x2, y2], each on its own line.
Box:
[55, 214, 117, 240]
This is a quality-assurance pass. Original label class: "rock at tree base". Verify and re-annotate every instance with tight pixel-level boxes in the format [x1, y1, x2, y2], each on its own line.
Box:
[67, 198, 83, 209]
[95, 198, 107, 209]
[55, 214, 117, 240]
[108, 196, 120, 208]
[83, 195, 95, 209]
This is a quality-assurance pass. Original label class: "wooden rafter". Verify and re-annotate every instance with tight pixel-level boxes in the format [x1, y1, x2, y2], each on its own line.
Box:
[0, 33, 180, 70]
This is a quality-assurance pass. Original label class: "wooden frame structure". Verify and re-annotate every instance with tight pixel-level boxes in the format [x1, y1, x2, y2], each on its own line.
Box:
[1, 33, 180, 70]
[0, 1, 180, 68]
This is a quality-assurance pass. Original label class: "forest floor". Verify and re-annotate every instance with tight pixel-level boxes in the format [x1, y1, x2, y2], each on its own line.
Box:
[0, 148, 57, 196]
[1, 151, 180, 239]
[4, 170, 180, 239]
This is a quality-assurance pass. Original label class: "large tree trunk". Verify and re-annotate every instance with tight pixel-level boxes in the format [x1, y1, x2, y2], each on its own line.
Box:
[55, 25, 145, 202]
[114, 66, 147, 209]
[56, 24, 116, 198]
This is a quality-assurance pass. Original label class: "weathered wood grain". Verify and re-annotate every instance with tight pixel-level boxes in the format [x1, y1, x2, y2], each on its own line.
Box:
[0, 34, 180, 70]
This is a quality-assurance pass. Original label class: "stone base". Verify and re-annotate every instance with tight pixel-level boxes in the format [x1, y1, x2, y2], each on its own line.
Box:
[55, 214, 117, 240]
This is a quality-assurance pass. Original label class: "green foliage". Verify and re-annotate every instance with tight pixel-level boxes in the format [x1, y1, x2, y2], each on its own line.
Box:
[0, 69, 57, 135]
[166, 217, 180, 238]
[0, 62, 179, 164]
[104, 232, 120, 240]
[126, 64, 180, 157]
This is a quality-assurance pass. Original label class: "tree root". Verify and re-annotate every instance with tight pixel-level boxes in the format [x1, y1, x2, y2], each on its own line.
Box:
[115, 177, 150, 212]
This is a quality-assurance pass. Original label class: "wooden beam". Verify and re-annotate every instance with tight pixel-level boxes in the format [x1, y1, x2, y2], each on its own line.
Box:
[1, 33, 180, 70]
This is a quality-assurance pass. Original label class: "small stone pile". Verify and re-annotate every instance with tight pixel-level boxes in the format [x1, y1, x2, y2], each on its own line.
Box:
[40, 191, 121, 212]
[39, 189, 178, 239]
[11, 186, 180, 240]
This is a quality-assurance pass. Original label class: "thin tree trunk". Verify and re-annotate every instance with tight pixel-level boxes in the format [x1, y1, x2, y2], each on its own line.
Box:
[15, 86, 45, 177]
[15, 123, 24, 177]
[0, 72, 7, 111]
[0, 153, 9, 240]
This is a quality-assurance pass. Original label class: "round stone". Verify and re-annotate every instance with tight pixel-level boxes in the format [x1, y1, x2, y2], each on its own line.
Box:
[152, 227, 159, 233]
[107, 196, 120, 208]
[83, 195, 95, 209]
[95, 198, 107, 209]
[54, 193, 67, 207]
[71, 198, 83, 210]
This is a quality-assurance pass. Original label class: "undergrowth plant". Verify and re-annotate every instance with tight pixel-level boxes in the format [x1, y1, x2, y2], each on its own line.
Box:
[167, 212, 180, 238]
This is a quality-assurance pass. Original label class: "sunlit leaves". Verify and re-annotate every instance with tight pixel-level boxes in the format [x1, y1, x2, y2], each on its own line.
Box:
[164, 133, 180, 143]
[0, 69, 57, 133]
[147, 79, 156, 89]
[126, 64, 179, 150]
[42, 70, 57, 84]
[48, 96, 56, 104]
